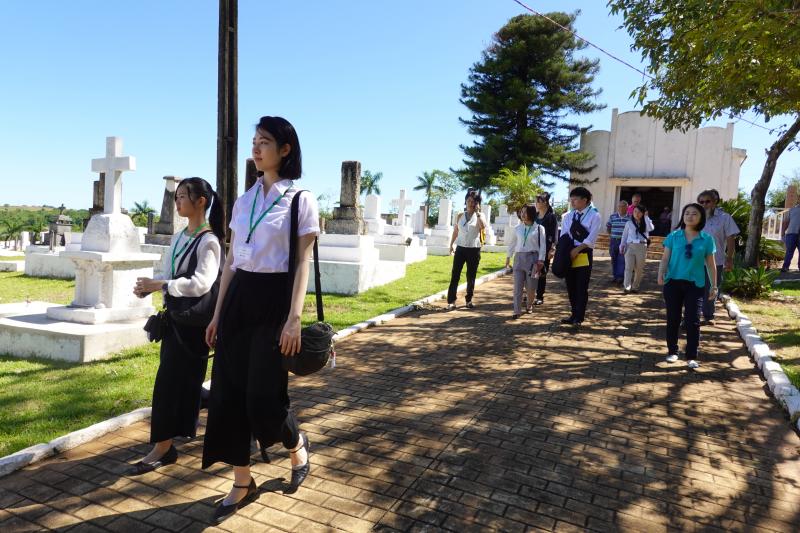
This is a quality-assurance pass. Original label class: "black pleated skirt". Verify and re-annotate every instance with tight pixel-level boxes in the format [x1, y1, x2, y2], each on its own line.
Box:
[150, 321, 209, 443]
[202, 269, 299, 469]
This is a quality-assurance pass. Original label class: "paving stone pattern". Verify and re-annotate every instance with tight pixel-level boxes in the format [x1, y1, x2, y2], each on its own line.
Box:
[2, 258, 799, 532]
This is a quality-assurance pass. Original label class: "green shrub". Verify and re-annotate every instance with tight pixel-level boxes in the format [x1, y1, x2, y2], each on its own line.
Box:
[759, 237, 785, 263]
[723, 265, 778, 299]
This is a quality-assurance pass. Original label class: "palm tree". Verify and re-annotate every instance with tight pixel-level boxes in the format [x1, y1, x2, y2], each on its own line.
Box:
[361, 170, 383, 196]
[1, 220, 27, 251]
[413, 170, 446, 219]
[490, 165, 545, 214]
[130, 200, 156, 227]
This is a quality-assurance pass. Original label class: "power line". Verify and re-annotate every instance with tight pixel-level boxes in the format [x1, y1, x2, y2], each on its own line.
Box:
[509, 0, 775, 133]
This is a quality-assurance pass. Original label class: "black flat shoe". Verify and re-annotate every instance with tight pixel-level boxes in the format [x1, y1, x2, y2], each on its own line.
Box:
[128, 445, 178, 476]
[289, 433, 310, 491]
[511, 314, 520, 320]
[214, 477, 257, 523]
[560, 317, 575, 324]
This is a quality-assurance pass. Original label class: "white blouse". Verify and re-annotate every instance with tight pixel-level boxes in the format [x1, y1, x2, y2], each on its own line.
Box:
[620, 217, 655, 245]
[506, 222, 546, 258]
[157, 231, 222, 297]
[229, 178, 320, 273]
[454, 211, 482, 248]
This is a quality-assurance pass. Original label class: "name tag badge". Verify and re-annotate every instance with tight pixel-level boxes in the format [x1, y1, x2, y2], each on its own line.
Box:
[235, 244, 254, 262]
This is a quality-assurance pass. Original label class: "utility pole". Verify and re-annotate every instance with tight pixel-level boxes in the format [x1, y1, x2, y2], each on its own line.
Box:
[217, 0, 237, 240]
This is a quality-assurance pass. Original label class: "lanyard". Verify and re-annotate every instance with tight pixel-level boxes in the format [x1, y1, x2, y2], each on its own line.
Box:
[171, 223, 208, 278]
[247, 182, 292, 243]
[522, 224, 533, 247]
[461, 211, 472, 227]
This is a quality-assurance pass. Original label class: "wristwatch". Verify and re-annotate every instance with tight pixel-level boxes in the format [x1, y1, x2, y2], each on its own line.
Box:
[162, 282, 168, 292]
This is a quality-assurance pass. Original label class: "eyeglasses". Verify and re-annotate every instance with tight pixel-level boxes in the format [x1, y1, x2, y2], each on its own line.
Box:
[684, 242, 693, 259]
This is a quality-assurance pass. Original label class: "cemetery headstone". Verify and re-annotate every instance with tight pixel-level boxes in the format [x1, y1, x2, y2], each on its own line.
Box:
[364, 194, 386, 236]
[326, 161, 364, 235]
[146, 176, 187, 245]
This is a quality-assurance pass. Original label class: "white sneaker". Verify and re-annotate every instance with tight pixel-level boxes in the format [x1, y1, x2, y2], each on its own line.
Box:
[665, 354, 679, 363]
[446, 303, 456, 311]
[687, 360, 700, 369]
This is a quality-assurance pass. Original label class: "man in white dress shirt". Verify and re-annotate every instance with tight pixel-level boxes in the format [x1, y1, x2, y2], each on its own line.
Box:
[559, 187, 602, 326]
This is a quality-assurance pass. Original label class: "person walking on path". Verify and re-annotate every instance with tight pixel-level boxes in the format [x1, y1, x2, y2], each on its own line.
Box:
[202, 116, 319, 522]
[129, 178, 224, 475]
[658, 203, 717, 369]
[447, 189, 486, 310]
[620, 204, 653, 294]
[658, 206, 672, 236]
[781, 199, 800, 272]
[505, 204, 546, 318]
[559, 187, 602, 327]
[697, 190, 738, 324]
[533, 193, 558, 306]
[607, 200, 629, 284]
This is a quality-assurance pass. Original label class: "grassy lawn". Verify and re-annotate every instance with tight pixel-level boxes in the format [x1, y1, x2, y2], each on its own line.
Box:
[737, 281, 800, 390]
[0, 253, 506, 456]
[0, 255, 25, 261]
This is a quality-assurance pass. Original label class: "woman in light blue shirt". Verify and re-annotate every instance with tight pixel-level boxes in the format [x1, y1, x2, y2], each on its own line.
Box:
[657, 203, 717, 369]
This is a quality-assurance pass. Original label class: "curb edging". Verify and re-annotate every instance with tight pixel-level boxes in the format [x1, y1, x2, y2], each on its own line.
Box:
[0, 407, 151, 478]
[0, 267, 509, 478]
[723, 295, 800, 431]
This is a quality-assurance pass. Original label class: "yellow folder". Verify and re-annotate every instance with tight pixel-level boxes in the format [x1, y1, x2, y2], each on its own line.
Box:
[571, 252, 590, 268]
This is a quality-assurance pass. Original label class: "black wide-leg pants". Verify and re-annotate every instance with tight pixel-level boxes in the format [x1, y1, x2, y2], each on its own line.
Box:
[150, 323, 209, 443]
[202, 269, 300, 469]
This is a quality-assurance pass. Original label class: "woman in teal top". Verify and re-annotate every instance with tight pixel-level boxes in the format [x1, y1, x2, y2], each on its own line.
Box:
[657, 203, 717, 369]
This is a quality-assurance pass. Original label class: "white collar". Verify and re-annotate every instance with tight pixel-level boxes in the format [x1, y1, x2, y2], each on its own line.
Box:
[257, 177, 293, 197]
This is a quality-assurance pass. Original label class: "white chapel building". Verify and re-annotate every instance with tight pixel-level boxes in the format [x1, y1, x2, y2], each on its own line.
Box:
[571, 108, 747, 228]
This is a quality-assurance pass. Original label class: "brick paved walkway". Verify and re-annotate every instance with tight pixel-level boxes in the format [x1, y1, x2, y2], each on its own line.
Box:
[2, 258, 799, 532]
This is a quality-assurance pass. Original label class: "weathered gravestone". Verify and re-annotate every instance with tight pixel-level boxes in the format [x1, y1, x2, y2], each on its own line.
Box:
[145, 176, 187, 245]
[326, 161, 364, 235]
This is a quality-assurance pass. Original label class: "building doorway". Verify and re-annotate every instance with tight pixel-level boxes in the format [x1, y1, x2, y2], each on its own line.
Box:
[619, 186, 676, 236]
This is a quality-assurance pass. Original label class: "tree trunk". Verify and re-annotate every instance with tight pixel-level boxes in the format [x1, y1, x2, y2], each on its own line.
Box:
[216, 0, 238, 242]
[744, 115, 800, 267]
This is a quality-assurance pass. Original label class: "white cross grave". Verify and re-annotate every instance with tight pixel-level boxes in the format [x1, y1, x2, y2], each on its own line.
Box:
[91, 137, 136, 215]
[391, 189, 413, 227]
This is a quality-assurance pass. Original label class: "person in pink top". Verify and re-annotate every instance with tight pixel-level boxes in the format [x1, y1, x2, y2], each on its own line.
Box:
[626, 192, 642, 216]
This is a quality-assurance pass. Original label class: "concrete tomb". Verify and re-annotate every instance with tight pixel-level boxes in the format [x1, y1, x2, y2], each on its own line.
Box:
[1, 137, 161, 362]
[427, 198, 454, 256]
[314, 162, 406, 294]
[363, 194, 386, 236]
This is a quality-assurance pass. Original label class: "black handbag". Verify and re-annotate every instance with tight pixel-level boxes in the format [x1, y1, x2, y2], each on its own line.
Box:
[164, 230, 220, 328]
[283, 190, 335, 376]
[143, 310, 168, 342]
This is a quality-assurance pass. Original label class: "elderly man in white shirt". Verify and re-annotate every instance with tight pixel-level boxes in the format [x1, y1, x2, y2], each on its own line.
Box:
[559, 187, 602, 326]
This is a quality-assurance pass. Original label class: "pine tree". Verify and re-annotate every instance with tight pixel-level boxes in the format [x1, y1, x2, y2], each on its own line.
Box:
[457, 13, 603, 191]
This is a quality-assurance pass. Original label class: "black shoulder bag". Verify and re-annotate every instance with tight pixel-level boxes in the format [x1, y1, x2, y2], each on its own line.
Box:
[164, 231, 221, 328]
[283, 190, 335, 376]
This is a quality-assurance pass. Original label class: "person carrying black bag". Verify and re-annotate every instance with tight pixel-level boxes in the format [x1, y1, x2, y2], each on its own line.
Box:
[130, 177, 224, 475]
[202, 116, 319, 523]
[558, 187, 601, 327]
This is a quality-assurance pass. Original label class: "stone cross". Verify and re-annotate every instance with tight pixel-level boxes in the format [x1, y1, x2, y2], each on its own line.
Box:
[391, 189, 413, 226]
[91, 137, 136, 215]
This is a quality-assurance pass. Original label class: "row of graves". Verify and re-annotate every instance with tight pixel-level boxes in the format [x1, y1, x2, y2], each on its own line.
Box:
[0, 136, 522, 364]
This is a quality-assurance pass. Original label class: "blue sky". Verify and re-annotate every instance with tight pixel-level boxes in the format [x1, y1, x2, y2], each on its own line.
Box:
[1, 0, 797, 214]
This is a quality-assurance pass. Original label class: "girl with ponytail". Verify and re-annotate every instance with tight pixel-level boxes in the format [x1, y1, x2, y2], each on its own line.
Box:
[129, 177, 224, 475]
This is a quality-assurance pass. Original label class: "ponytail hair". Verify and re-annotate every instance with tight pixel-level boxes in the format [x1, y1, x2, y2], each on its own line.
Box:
[176, 177, 226, 242]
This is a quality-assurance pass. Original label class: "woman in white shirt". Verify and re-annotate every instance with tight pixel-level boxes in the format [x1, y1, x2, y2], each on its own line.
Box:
[505, 204, 546, 318]
[619, 204, 654, 293]
[202, 117, 320, 523]
[130, 177, 224, 475]
[447, 189, 486, 309]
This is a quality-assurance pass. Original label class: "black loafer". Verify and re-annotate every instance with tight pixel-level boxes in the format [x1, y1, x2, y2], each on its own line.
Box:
[214, 477, 258, 523]
[560, 317, 575, 324]
[129, 445, 178, 476]
[289, 433, 311, 491]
